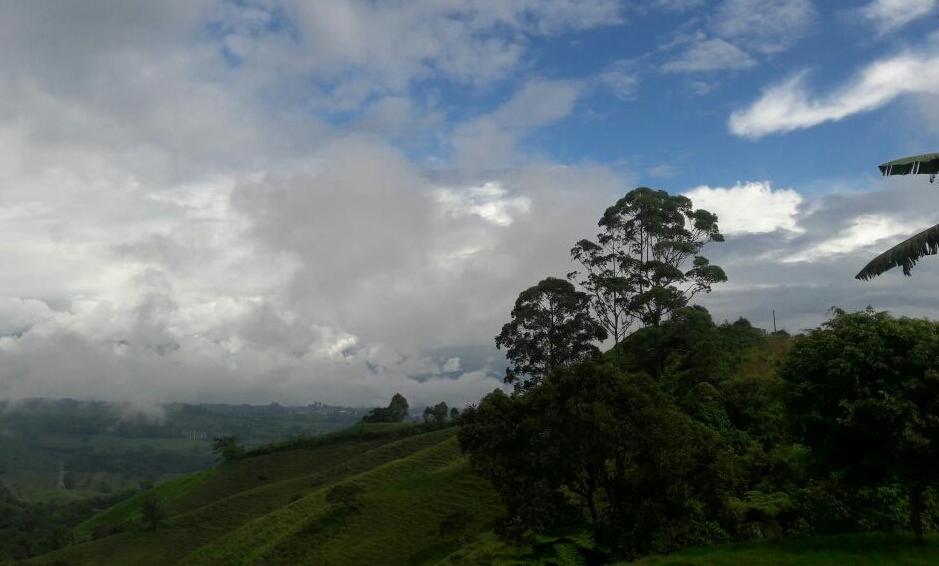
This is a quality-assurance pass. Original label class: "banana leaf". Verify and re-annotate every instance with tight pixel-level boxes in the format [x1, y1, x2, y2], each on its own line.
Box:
[879, 153, 939, 176]
[855, 223, 939, 280]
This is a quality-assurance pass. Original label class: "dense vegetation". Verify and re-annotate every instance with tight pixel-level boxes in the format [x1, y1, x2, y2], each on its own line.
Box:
[0, 481, 133, 562]
[458, 187, 939, 562]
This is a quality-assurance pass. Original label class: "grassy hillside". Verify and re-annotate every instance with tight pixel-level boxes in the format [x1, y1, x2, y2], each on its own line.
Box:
[28, 420, 939, 566]
[30, 423, 502, 566]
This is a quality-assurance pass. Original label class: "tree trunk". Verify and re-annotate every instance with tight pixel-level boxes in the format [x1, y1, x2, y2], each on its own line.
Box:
[909, 484, 925, 544]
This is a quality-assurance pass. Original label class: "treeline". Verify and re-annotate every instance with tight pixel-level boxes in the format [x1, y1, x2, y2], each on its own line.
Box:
[360, 392, 460, 426]
[458, 187, 939, 562]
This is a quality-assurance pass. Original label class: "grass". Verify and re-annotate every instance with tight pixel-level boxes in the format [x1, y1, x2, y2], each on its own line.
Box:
[634, 532, 939, 565]
[72, 470, 212, 541]
[31, 425, 487, 566]
[183, 432, 502, 565]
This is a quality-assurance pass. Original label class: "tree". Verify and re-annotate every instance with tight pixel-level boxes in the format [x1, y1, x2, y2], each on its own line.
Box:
[388, 392, 409, 420]
[572, 187, 726, 332]
[496, 277, 607, 391]
[423, 402, 450, 426]
[211, 435, 243, 463]
[449, 407, 460, 421]
[459, 361, 727, 559]
[781, 308, 939, 543]
[362, 393, 409, 423]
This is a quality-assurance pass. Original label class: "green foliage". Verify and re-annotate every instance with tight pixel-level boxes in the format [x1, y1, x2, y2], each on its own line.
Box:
[496, 277, 606, 391]
[782, 308, 939, 542]
[362, 392, 410, 423]
[423, 401, 452, 426]
[570, 187, 726, 338]
[0, 480, 133, 562]
[460, 361, 731, 560]
[857, 222, 939, 279]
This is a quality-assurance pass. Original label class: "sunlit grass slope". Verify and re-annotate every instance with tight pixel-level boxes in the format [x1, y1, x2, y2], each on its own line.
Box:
[184, 434, 500, 565]
[31, 424, 501, 566]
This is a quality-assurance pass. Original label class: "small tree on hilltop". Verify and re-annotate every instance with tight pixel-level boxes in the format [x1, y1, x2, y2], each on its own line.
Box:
[496, 277, 607, 392]
[388, 392, 409, 421]
[782, 308, 939, 543]
[423, 402, 450, 426]
[362, 392, 410, 423]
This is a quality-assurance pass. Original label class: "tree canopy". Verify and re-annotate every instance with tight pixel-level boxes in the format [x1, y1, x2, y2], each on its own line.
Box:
[782, 308, 939, 542]
[495, 277, 606, 391]
[571, 187, 726, 337]
[459, 361, 729, 559]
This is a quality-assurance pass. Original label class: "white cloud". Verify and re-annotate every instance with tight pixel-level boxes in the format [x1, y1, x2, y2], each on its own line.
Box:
[662, 38, 756, 73]
[729, 49, 939, 138]
[0, 299, 55, 336]
[218, 0, 622, 108]
[451, 79, 583, 172]
[862, 0, 938, 34]
[596, 63, 641, 99]
[711, 0, 816, 55]
[650, 0, 707, 11]
[0, 1, 641, 408]
[684, 181, 803, 234]
[435, 182, 532, 226]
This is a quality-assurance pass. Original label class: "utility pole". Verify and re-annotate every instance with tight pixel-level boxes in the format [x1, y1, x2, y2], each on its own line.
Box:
[772, 310, 777, 333]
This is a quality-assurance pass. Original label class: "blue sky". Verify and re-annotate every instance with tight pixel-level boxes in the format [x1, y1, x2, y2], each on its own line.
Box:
[447, 1, 937, 190]
[3, 0, 939, 407]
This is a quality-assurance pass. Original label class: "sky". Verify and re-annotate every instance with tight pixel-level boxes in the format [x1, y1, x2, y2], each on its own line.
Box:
[3, 0, 939, 409]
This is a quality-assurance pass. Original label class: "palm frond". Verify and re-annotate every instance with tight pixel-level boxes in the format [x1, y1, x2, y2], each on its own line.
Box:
[855, 222, 939, 280]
